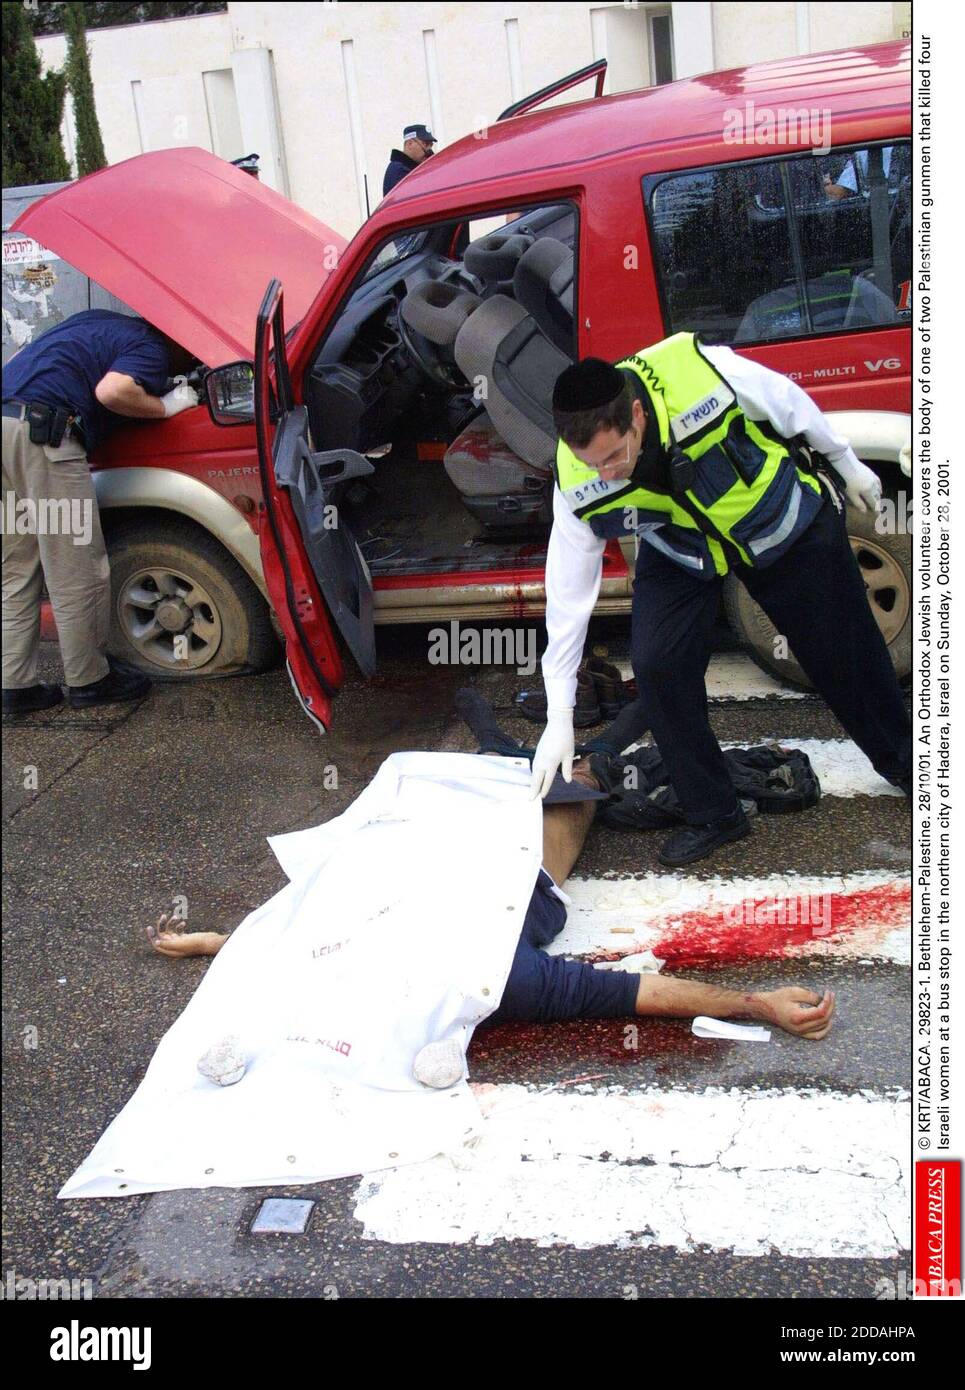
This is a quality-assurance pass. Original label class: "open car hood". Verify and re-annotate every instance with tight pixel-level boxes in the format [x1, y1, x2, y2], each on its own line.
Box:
[12, 148, 348, 366]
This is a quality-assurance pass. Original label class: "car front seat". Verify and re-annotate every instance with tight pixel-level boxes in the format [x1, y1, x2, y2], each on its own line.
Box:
[442, 229, 576, 529]
[442, 413, 554, 527]
[454, 294, 565, 461]
[399, 279, 481, 346]
[463, 231, 535, 297]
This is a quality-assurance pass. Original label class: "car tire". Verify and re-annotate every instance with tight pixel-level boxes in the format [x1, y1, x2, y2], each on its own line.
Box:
[722, 501, 912, 690]
[105, 517, 280, 680]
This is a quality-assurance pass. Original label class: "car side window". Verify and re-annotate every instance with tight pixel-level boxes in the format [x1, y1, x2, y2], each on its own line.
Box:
[645, 164, 795, 344]
[644, 141, 910, 346]
[797, 144, 911, 326]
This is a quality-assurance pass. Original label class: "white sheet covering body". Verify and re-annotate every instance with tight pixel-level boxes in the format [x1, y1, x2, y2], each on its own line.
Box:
[59, 753, 545, 1198]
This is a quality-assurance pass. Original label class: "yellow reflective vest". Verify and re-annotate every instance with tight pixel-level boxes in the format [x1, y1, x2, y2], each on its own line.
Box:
[554, 333, 824, 578]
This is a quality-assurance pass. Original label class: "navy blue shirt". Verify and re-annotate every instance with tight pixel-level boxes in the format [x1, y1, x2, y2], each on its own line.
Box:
[2, 309, 171, 453]
[382, 148, 418, 196]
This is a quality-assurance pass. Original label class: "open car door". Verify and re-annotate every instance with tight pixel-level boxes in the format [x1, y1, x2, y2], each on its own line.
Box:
[496, 58, 606, 121]
[254, 278, 376, 732]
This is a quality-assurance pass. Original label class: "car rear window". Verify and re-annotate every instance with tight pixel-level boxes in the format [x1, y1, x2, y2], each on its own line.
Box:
[643, 141, 910, 346]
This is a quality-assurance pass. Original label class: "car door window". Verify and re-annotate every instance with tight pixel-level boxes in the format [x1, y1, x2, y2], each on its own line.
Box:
[796, 144, 911, 325]
[645, 164, 796, 344]
[644, 141, 909, 346]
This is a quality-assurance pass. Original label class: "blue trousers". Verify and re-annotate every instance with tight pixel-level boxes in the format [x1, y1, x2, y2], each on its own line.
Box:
[491, 870, 640, 1023]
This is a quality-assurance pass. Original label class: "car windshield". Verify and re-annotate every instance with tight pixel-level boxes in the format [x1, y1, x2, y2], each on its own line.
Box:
[362, 229, 430, 281]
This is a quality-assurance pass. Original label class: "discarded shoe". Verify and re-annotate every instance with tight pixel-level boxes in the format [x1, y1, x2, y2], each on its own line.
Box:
[658, 804, 753, 867]
[516, 667, 601, 727]
[197, 1036, 247, 1087]
[2, 682, 63, 718]
[413, 1038, 464, 1089]
[585, 655, 635, 718]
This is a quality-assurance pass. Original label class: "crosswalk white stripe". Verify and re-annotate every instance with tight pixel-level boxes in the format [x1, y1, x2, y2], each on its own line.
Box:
[551, 871, 910, 965]
[614, 652, 807, 700]
[353, 1084, 910, 1257]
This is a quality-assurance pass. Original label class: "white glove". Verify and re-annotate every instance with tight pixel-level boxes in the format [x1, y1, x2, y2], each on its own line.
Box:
[161, 382, 200, 417]
[530, 709, 575, 799]
[829, 454, 882, 513]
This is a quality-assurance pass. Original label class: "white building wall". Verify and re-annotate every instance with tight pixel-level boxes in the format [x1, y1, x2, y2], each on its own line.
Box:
[808, 1, 897, 50]
[34, 1, 901, 241]
[671, 2, 715, 78]
[37, 12, 236, 167]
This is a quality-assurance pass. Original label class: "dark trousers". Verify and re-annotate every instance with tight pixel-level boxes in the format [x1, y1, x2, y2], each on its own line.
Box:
[491, 872, 641, 1023]
[630, 490, 912, 824]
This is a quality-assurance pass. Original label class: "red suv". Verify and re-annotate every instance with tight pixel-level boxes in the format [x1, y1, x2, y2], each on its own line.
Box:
[15, 41, 911, 730]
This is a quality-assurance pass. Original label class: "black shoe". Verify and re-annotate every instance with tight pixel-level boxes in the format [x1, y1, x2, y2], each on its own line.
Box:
[68, 661, 151, 708]
[2, 682, 64, 718]
[658, 804, 753, 867]
[585, 656, 636, 719]
[516, 668, 601, 728]
[892, 774, 912, 802]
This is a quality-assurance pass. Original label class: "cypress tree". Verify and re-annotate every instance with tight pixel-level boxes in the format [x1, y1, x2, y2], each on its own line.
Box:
[1, 0, 70, 186]
[63, 1, 106, 175]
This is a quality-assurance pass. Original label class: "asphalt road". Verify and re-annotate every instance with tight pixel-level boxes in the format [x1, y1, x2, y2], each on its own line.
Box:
[2, 622, 912, 1299]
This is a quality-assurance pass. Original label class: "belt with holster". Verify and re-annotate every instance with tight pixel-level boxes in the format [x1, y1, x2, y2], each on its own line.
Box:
[2, 399, 84, 449]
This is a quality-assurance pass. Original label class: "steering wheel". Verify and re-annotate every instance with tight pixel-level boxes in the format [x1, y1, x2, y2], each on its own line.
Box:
[396, 308, 464, 388]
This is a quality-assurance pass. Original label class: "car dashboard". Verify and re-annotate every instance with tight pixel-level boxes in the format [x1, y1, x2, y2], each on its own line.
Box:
[304, 253, 473, 454]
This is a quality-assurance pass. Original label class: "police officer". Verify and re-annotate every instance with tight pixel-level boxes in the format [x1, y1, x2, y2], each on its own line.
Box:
[530, 333, 912, 865]
[2, 308, 198, 716]
[382, 123, 436, 197]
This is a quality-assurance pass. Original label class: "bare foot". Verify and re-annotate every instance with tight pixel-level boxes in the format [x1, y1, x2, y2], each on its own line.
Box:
[147, 913, 228, 959]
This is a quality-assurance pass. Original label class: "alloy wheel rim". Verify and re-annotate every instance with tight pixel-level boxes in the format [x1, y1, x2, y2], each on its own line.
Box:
[849, 536, 910, 645]
[117, 566, 223, 670]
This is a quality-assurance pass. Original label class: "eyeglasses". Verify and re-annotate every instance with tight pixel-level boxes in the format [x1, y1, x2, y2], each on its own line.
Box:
[596, 432, 633, 477]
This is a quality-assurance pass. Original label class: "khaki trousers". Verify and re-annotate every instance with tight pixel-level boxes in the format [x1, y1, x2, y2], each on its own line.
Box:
[1, 415, 111, 689]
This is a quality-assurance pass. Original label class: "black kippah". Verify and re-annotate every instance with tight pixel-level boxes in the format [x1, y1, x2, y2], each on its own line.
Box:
[552, 358, 624, 413]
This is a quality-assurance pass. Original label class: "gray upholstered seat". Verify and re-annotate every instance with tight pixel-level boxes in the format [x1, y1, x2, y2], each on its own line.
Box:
[463, 231, 534, 291]
[443, 413, 552, 527]
[453, 294, 568, 469]
[399, 280, 481, 345]
[512, 237, 575, 356]
[421, 227, 578, 528]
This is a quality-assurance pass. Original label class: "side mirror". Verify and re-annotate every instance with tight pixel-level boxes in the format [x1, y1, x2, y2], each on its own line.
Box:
[204, 361, 255, 425]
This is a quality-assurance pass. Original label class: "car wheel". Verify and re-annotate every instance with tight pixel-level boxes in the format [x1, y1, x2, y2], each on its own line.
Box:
[105, 518, 280, 680]
[722, 502, 912, 690]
